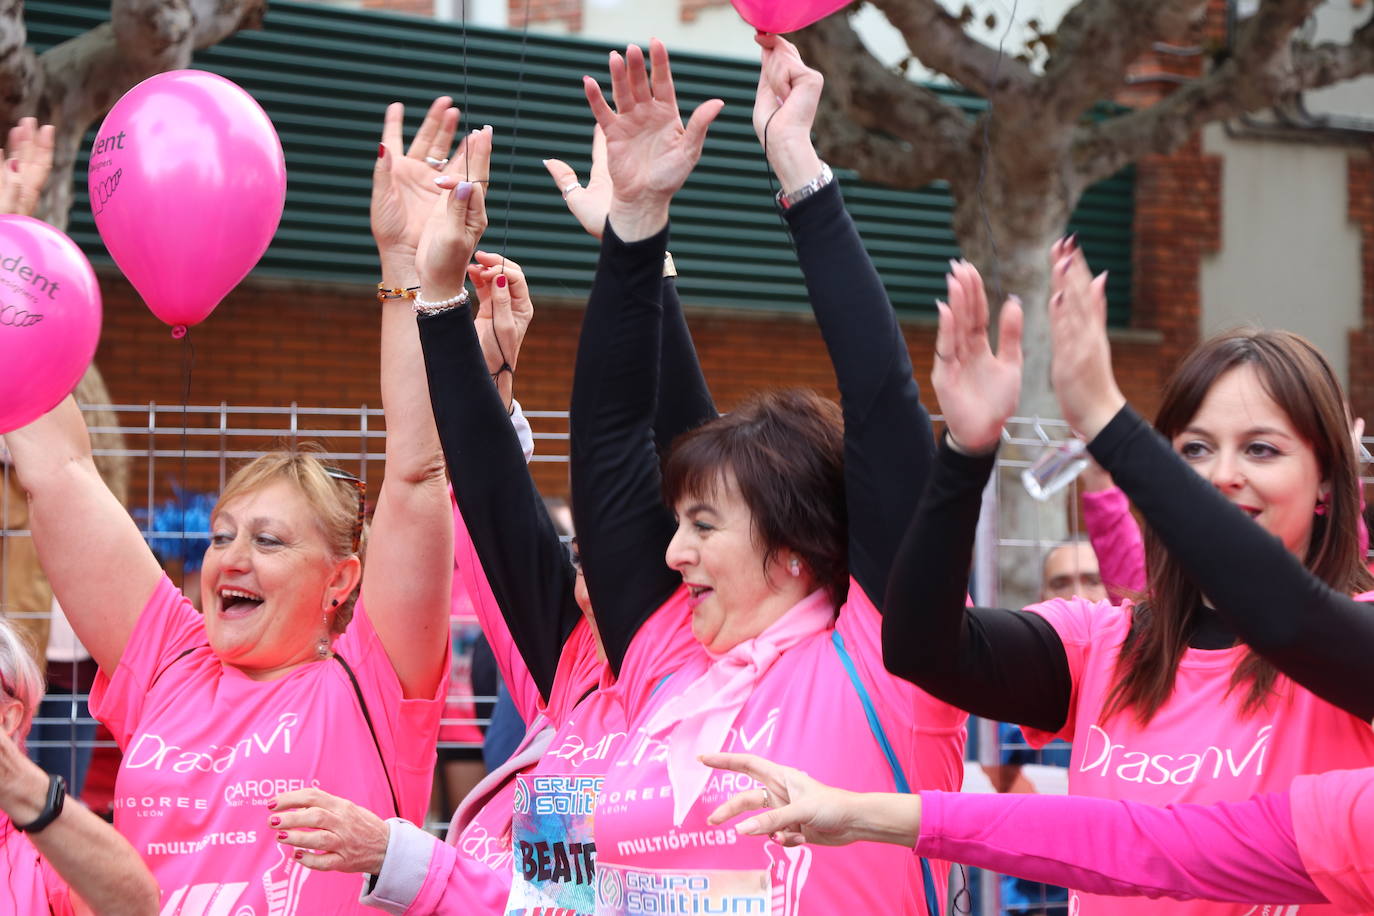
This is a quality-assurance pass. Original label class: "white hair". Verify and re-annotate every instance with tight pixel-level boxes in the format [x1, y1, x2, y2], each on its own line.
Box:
[0, 617, 44, 742]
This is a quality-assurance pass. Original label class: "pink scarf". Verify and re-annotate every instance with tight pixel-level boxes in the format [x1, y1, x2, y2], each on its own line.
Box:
[643, 589, 836, 825]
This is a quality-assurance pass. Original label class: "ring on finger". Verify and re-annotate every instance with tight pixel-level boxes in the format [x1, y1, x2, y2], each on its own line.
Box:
[561, 183, 581, 199]
[425, 156, 450, 170]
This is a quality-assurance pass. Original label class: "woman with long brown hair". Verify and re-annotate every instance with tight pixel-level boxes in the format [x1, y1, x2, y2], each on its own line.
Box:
[879, 240, 1374, 916]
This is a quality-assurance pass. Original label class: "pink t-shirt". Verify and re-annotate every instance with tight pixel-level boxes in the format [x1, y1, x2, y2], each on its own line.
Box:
[1292, 767, 1374, 913]
[440, 502, 608, 912]
[1, 820, 72, 916]
[90, 576, 446, 915]
[505, 590, 700, 916]
[591, 581, 966, 916]
[1025, 598, 1374, 916]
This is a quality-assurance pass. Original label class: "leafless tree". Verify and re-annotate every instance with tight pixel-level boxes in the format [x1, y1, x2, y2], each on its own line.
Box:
[0, 0, 266, 228]
[796, 0, 1374, 601]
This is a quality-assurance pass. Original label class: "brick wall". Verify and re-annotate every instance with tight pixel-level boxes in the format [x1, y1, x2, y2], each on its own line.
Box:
[91, 265, 1173, 504]
[1346, 154, 1374, 425]
[510, 0, 581, 31]
[680, 0, 732, 23]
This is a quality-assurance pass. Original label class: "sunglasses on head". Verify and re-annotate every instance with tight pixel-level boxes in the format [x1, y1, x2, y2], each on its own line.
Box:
[323, 466, 366, 555]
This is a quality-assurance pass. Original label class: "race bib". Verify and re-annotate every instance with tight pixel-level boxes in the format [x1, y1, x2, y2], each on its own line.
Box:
[506, 774, 603, 916]
[594, 863, 773, 916]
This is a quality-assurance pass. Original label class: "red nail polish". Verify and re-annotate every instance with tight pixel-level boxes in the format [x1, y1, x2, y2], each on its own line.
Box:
[270, 816, 281, 826]
[378, 143, 386, 159]
[295, 850, 304, 860]
[266, 801, 277, 810]
[496, 275, 507, 289]
[277, 831, 288, 841]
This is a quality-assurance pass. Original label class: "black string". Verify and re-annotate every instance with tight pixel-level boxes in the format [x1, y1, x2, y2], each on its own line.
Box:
[972, 0, 1019, 303]
[498, 0, 534, 271]
[178, 332, 195, 596]
[760, 107, 800, 259]
[460, 0, 470, 182]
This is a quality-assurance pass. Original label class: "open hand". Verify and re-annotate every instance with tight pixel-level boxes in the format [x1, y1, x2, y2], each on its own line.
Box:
[0, 118, 55, 217]
[1048, 238, 1123, 439]
[269, 787, 389, 874]
[584, 39, 724, 240]
[932, 260, 1023, 454]
[544, 125, 612, 239]
[703, 752, 914, 848]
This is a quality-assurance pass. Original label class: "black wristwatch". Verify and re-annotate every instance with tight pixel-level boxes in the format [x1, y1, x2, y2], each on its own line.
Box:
[15, 773, 66, 834]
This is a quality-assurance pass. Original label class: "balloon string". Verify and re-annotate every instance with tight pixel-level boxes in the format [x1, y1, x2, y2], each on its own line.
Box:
[498, 0, 533, 277]
[178, 330, 195, 596]
[460, 0, 470, 183]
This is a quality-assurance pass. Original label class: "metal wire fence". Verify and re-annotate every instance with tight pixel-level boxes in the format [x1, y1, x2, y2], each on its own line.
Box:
[2, 402, 1370, 914]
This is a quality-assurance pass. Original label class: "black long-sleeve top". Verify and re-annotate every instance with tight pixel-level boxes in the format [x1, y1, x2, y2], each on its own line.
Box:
[884, 403, 1374, 730]
[570, 180, 935, 637]
[418, 272, 714, 698]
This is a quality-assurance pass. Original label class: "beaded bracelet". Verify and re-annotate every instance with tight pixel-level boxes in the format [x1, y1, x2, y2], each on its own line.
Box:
[412, 289, 470, 316]
[376, 284, 420, 302]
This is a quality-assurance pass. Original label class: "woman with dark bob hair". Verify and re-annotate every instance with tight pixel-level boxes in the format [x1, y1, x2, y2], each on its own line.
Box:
[877, 240, 1374, 916]
[4, 99, 480, 912]
[559, 36, 966, 916]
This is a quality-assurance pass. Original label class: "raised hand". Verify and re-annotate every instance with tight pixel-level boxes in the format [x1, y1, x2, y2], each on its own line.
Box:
[583, 39, 724, 241]
[752, 33, 824, 194]
[467, 251, 535, 410]
[1048, 238, 1122, 440]
[372, 98, 493, 270]
[412, 126, 492, 300]
[0, 118, 55, 217]
[269, 788, 389, 874]
[543, 125, 613, 240]
[932, 260, 1023, 454]
[702, 752, 921, 848]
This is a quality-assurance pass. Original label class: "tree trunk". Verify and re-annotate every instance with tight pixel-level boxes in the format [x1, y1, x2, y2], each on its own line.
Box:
[949, 142, 1082, 607]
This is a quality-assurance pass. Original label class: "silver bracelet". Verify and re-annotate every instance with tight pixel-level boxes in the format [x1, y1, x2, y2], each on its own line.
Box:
[776, 162, 834, 210]
[412, 288, 470, 316]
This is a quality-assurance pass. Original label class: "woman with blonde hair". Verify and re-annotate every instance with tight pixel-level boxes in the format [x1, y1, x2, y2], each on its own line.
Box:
[3, 98, 484, 912]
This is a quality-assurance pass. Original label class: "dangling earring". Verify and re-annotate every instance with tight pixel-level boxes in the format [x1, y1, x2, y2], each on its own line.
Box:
[788, 557, 801, 578]
[317, 611, 332, 659]
[1315, 499, 1329, 517]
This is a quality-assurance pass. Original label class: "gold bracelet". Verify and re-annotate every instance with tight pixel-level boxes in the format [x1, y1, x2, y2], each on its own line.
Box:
[377, 284, 420, 302]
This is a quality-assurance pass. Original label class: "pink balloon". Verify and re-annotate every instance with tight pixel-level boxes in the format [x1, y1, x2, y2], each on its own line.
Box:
[88, 70, 285, 330]
[0, 216, 101, 434]
[730, 0, 849, 33]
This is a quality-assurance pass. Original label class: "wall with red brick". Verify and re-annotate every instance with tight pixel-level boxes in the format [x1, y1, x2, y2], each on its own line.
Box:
[91, 263, 1175, 504]
[511, 0, 581, 31]
[1347, 154, 1374, 426]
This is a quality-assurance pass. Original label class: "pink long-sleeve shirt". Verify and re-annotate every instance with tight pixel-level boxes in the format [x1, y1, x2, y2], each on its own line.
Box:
[915, 766, 1374, 913]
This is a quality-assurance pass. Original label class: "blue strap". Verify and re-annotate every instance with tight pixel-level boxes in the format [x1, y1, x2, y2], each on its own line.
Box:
[832, 629, 941, 916]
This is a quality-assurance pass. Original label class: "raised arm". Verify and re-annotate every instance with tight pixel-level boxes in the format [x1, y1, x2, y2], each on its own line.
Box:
[545, 124, 718, 458]
[0, 729, 160, 915]
[420, 253, 582, 702]
[756, 36, 934, 604]
[570, 41, 723, 674]
[360, 100, 480, 698]
[883, 261, 1073, 732]
[4, 120, 161, 674]
[1048, 241, 1374, 721]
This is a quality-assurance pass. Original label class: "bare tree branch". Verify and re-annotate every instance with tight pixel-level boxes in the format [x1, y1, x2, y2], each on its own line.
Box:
[31, 0, 265, 226]
[795, 12, 975, 188]
[1034, 0, 1210, 126]
[1070, 0, 1352, 185]
[1290, 11, 1374, 91]
[866, 0, 1034, 101]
